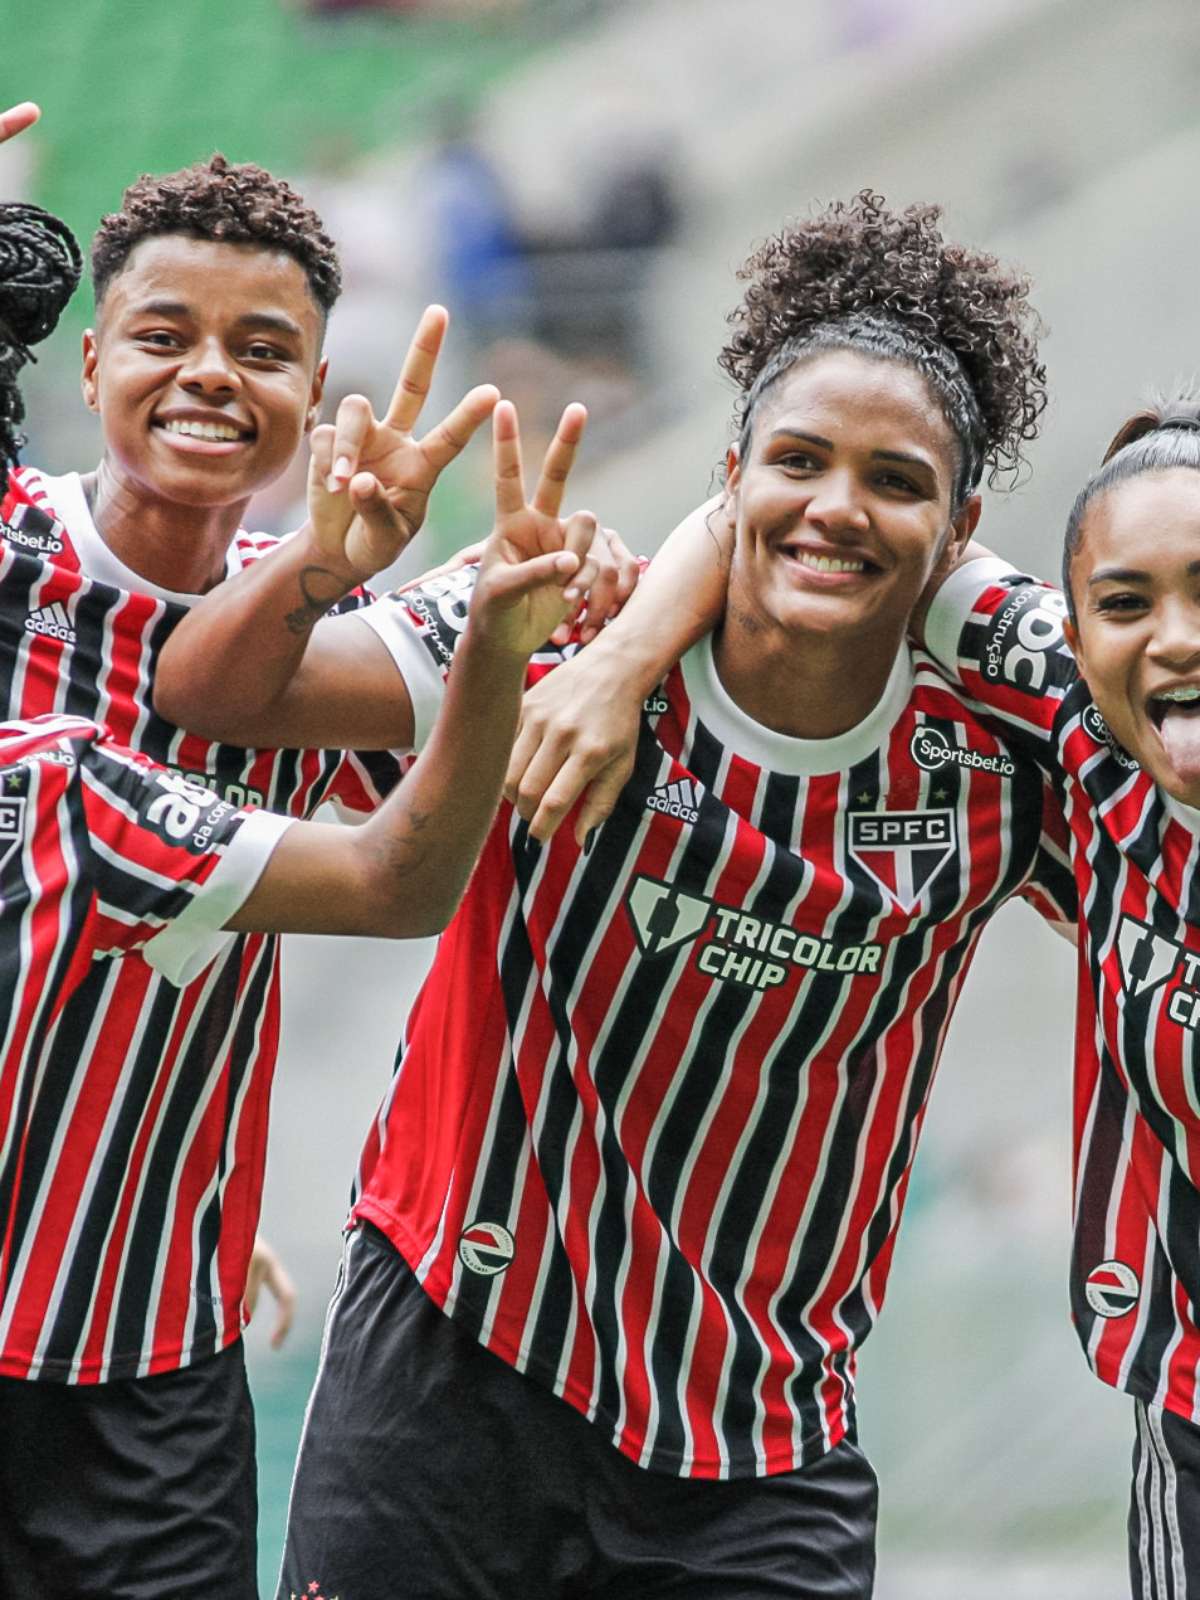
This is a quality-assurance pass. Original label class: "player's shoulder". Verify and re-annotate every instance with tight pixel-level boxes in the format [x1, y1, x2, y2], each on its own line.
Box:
[0, 466, 75, 565]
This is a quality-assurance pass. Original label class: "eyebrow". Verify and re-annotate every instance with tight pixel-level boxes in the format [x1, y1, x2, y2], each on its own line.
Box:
[765, 429, 934, 472]
[1088, 560, 1200, 585]
[127, 300, 304, 339]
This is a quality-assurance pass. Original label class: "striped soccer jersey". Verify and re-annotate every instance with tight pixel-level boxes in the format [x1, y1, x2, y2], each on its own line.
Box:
[926, 558, 1200, 1427]
[0, 467, 397, 1384]
[348, 566, 1076, 1480]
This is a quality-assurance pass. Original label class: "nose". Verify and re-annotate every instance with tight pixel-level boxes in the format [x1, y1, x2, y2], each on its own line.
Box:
[178, 336, 240, 399]
[1146, 597, 1200, 671]
[803, 469, 869, 536]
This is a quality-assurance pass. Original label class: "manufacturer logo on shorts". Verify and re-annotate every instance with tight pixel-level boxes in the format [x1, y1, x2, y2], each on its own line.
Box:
[1, 504, 64, 556]
[909, 723, 1015, 778]
[847, 810, 957, 912]
[624, 873, 881, 990]
[24, 601, 75, 644]
[645, 777, 701, 825]
[1085, 1260, 1140, 1319]
[458, 1221, 515, 1276]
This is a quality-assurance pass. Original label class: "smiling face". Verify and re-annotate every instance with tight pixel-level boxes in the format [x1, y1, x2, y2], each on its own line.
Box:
[81, 234, 326, 512]
[1066, 468, 1200, 804]
[725, 350, 972, 649]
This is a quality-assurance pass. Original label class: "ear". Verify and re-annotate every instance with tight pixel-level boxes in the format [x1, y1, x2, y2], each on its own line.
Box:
[946, 492, 982, 560]
[724, 443, 741, 500]
[305, 357, 328, 434]
[1062, 615, 1082, 668]
[81, 329, 99, 414]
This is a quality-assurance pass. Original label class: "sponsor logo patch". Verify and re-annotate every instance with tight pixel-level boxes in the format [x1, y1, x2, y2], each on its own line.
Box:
[1081, 703, 1139, 770]
[0, 791, 25, 872]
[847, 809, 957, 912]
[1115, 914, 1200, 1031]
[458, 1221, 515, 1276]
[909, 723, 1015, 778]
[624, 873, 881, 991]
[1085, 1260, 1140, 1319]
[645, 776, 702, 825]
[24, 601, 74, 644]
[1, 504, 64, 557]
[981, 585, 1069, 695]
[643, 692, 669, 715]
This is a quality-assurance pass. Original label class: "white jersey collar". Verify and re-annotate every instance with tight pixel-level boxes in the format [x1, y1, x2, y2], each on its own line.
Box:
[679, 632, 915, 777]
[40, 471, 246, 604]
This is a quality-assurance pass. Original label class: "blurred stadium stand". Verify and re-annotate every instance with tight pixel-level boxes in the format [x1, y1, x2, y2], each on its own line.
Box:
[7, 0, 1200, 1590]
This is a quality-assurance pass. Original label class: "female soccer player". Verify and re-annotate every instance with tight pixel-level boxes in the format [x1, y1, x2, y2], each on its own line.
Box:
[0, 154, 637, 1599]
[155, 192, 1075, 1599]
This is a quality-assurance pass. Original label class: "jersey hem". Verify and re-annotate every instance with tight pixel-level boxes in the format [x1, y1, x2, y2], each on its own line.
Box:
[352, 1197, 847, 1480]
[0, 1319, 244, 1385]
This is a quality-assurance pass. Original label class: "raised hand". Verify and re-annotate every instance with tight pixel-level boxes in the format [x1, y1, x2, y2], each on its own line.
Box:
[471, 400, 598, 660]
[313, 304, 498, 581]
[0, 103, 39, 145]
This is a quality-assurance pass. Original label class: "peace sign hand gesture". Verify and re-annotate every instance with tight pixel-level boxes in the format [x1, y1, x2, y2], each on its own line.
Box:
[309, 304, 498, 582]
[471, 400, 598, 661]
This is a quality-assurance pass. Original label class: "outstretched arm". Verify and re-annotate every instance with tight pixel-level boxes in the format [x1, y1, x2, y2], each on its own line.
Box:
[225, 401, 598, 937]
[153, 306, 499, 751]
[505, 493, 732, 843]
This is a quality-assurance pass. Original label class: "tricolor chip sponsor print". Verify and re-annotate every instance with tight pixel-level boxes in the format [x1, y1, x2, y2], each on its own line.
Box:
[927, 559, 1200, 1431]
[348, 567, 1073, 1479]
[0, 467, 399, 1384]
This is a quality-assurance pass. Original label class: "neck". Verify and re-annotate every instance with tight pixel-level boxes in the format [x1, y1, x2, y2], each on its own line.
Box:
[79, 459, 248, 594]
[713, 596, 906, 739]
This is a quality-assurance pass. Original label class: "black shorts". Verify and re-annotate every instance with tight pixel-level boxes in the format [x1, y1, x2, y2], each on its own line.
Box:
[1129, 1398, 1200, 1599]
[0, 1339, 257, 1600]
[279, 1223, 878, 1600]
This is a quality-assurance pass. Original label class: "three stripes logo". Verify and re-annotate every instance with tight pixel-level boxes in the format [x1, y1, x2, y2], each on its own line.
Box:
[24, 602, 75, 644]
[645, 776, 702, 825]
[1085, 1260, 1140, 1319]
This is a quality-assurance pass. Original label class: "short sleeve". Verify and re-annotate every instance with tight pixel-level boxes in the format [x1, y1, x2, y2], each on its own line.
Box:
[924, 559, 1077, 762]
[1017, 773, 1078, 931]
[354, 565, 477, 752]
[80, 736, 295, 985]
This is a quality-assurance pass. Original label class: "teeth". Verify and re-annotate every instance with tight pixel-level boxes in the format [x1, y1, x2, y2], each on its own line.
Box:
[1154, 686, 1200, 704]
[793, 550, 865, 574]
[162, 419, 243, 442]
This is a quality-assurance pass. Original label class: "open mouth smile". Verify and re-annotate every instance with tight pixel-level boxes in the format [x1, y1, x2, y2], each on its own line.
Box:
[777, 543, 879, 581]
[1147, 684, 1200, 728]
[152, 414, 256, 451]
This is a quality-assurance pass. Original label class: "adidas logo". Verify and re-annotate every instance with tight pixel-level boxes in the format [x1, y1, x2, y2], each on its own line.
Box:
[646, 776, 701, 825]
[24, 602, 75, 644]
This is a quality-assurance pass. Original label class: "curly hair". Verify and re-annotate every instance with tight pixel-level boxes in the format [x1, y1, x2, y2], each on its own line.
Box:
[721, 190, 1046, 506]
[0, 203, 83, 498]
[91, 153, 341, 316]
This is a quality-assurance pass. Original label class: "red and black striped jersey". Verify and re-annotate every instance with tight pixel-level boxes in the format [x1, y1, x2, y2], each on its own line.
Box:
[347, 567, 1076, 1479]
[0, 714, 292, 1381]
[927, 559, 1200, 1428]
[0, 467, 399, 1383]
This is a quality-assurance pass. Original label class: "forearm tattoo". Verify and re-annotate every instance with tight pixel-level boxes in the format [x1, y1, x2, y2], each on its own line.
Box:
[284, 565, 355, 634]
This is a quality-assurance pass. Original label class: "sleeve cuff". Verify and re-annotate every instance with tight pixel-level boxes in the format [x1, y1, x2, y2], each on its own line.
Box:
[144, 810, 297, 987]
[353, 603, 445, 753]
[923, 557, 1023, 676]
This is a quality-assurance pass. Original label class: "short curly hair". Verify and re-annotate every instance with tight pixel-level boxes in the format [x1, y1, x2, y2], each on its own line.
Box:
[91, 153, 342, 317]
[721, 190, 1046, 506]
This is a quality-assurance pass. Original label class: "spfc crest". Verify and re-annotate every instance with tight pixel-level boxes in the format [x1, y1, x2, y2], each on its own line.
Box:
[848, 809, 957, 912]
[0, 790, 26, 873]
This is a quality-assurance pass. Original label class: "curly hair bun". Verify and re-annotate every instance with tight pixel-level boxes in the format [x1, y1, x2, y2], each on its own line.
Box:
[0, 202, 83, 496]
[721, 190, 1046, 491]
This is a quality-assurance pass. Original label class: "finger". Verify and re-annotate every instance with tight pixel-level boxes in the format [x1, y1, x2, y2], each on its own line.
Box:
[383, 304, 449, 434]
[0, 102, 39, 144]
[329, 394, 373, 491]
[485, 547, 580, 604]
[419, 383, 499, 475]
[394, 540, 486, 595]
[528, 748, 622, 843]
[570, 754, 636, 846]
[492, 400, 527, 520]
[348, 472, 417, 561]
[308, 422, 336, 487]
[266, 1261, 298, 1350]
[605, 528, 641, 606]
[530, 403, 587, 519]
[576, 554, 617, 642]
[504, 711, 549, 807]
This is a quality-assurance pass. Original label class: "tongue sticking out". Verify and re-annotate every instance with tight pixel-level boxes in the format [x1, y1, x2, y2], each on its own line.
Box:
[1158, 706, 1200, 785]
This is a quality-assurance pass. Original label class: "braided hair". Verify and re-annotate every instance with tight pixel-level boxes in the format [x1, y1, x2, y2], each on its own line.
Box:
[721, 191, 1047, 510]
[0, 201, 83, 498]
